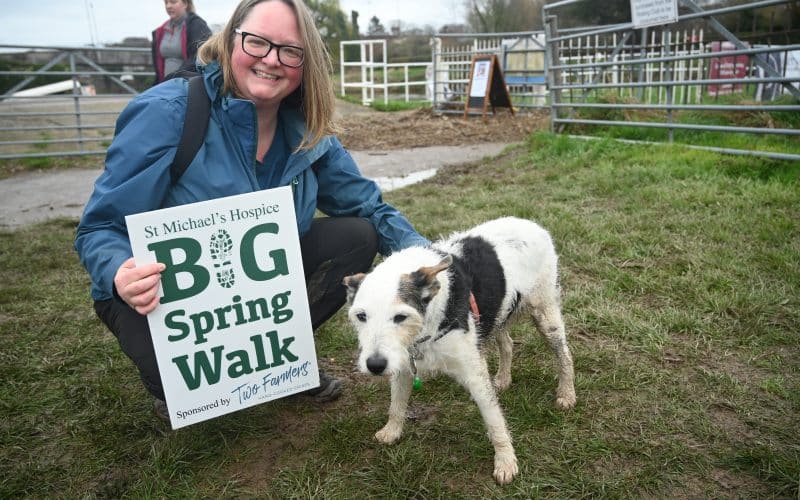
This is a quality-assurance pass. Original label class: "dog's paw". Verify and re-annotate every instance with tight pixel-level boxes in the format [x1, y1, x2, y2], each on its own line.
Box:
[493, 452, 518, 485]
[375, 424, 402, 444]
[556, 391, 577, 410]
[493, 374, 512, 392]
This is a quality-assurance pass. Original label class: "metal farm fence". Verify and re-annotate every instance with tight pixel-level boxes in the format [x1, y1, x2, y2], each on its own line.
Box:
[340, 34, 550, 113]
[543, 0, 800, 161]
[4, 8, 800, 163]
[0, 44, 149, 159]
[339, 39, 430, 105]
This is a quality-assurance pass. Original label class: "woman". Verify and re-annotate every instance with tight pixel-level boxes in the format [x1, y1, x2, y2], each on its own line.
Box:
[151, 0, 212, 83]
[76, 0, 429, 419]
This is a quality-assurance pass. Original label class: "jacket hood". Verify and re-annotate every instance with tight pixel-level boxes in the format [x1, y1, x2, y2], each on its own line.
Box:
[198, 59, 224, 104]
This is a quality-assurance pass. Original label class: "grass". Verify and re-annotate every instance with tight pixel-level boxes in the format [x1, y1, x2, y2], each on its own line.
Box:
[368, 100, 430, 112]
[337, 93, 429, 111]
[0, 154, 104, 179]
[564, 92, 800, 156]
[1, 133, 799, 497]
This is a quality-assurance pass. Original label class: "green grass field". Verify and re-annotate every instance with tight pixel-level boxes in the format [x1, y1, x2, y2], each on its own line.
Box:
[565, 93, 800, 158]
[1, 133, 798, 497]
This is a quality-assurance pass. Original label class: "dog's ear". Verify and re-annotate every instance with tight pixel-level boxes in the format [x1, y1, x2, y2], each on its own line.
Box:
[411, 255, 452, 303]
[343, 273, 366, 304]
[419, 255, 452, 278]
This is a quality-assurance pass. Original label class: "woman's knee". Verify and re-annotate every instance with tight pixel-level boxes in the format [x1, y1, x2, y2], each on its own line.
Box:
[346, 218, 378, 262]
[303, 217, 378, 268]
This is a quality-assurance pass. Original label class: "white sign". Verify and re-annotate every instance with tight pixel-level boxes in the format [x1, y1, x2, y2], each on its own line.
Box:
[630, 0, 678, 28]
[125, 186, 318, 429]
[469, 60, 491, 98]
[786, 50, 800, 90]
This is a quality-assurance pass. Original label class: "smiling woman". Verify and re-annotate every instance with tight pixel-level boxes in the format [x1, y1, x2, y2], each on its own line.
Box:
[229, 1, 307, 141]
[74, 0, 429, 422]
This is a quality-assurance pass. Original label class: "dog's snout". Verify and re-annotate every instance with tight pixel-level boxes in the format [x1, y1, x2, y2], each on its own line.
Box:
[366, 354, 388, 375]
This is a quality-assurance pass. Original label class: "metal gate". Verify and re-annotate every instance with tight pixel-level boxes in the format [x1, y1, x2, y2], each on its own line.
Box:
[543, 0, 800, 161]
[0, 44, 149, 159]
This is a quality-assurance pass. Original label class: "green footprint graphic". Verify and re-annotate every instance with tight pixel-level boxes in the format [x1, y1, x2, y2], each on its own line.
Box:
[209, 229, 235, 288]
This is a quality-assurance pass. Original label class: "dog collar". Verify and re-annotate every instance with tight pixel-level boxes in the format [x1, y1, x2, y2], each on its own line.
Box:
[469, 292, 480, 323]
[407, 292, 480, 392]
[407, 344, 424, 390]
[409, 292, 480, 353]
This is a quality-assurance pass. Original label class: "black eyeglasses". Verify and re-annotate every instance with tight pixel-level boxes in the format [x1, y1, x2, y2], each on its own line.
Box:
[234, 29, 304, 68]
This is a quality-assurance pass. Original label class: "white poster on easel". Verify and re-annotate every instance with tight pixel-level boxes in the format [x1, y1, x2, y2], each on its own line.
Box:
[631, 0, 678, 28]
[125, 186, 319, 429]
[469, 59, 491, 98]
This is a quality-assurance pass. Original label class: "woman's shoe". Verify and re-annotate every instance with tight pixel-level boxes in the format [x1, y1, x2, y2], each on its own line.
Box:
[153, 398, 169, 421]
[302, 370, 343, 403]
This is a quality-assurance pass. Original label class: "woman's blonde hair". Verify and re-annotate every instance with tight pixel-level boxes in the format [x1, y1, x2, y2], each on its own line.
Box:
[197, 0, 336, 150]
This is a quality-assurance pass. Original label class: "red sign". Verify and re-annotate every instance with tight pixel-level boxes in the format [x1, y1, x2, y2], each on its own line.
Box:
[708, 41, 749, 96]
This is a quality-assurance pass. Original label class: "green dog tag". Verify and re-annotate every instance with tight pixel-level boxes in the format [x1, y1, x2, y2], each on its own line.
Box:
[413, 376, 422, 391]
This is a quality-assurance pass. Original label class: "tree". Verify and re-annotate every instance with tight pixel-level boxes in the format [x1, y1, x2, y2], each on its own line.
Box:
[351, 10, 360, 37]
[465, 0, 544, 33]
[556, 0, 631, 28]
[367, 16, 387, 36]
[306, 0, 355, 40]
[304, 0, 357, 69]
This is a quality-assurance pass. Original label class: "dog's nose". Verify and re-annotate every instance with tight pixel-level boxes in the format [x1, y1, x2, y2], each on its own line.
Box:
[366, 354, 387, 375]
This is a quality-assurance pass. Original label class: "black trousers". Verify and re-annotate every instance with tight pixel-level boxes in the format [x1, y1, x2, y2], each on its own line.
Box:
[94, 217, 378, 400]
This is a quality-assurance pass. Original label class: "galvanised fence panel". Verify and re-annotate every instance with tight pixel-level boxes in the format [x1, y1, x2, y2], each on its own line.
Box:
[0, 44, 149, 159]
[543, 0, 800, 161]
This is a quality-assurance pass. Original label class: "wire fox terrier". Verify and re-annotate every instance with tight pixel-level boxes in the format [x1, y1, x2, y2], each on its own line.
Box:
[343, 217, 576, 484]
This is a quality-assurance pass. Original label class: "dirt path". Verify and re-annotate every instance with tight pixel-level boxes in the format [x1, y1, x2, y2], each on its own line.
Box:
[0, 143, 512, 228]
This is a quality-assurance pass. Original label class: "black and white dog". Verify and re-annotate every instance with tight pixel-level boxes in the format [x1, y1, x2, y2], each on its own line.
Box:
[343, 217, 576, 484]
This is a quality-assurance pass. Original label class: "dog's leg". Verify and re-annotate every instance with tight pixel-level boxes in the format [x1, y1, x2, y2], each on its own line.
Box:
[493, 328, 513, 392]
[454, 356, 518, 484]
[531, 295, 577, 410]
[375, 373, 413, 444]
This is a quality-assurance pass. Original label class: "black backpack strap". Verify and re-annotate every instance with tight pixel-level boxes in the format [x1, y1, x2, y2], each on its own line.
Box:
[170, 75, 211, 185]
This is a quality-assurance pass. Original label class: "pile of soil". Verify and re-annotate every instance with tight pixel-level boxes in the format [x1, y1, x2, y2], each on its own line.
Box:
[337, 107, 550, 150]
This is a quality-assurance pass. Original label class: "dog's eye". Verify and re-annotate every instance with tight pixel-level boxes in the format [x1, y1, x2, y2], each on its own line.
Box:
[393, 314, 407, 324]
[356, 312, 367, 322]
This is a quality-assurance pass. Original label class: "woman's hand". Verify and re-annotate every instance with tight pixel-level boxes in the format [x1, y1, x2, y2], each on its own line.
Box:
[114, 257, 166, 315]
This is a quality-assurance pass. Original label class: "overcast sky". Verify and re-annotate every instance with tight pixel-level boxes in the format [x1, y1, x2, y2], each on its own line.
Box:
[0, 0, 467, 47]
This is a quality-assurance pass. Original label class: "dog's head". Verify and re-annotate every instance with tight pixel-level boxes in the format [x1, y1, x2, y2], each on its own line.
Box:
[343, 250, 452, 377]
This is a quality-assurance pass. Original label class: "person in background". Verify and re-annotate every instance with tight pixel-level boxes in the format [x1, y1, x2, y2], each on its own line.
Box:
[75, 0, 429, 421]
[152, 0, 212, 83]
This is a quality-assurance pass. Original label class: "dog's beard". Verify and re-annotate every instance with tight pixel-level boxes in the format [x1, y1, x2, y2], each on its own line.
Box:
[355, 315, 424, 376]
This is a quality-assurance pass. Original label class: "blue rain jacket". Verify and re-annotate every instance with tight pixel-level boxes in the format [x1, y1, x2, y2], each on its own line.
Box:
[75, 61, 428, 301]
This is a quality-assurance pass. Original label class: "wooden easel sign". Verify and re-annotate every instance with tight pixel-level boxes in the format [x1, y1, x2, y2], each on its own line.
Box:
[464, 54, 514, 119]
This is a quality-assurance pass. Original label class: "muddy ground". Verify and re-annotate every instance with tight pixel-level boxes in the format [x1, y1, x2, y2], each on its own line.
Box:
[336, 107, 550, 150]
